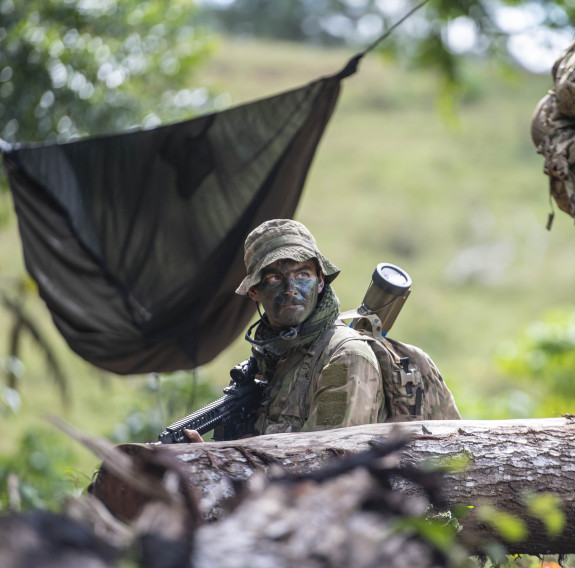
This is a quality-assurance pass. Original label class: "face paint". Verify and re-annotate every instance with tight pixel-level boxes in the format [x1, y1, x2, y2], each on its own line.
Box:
[254, 259, 323, 330]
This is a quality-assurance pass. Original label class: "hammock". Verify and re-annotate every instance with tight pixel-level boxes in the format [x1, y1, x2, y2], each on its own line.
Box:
[0, 6, 426, 375]
[1, 64, 356, 374]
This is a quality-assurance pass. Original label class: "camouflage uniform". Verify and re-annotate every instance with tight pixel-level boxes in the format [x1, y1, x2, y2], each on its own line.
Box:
[236, 219, 460, 437]
[253, 321, 384, 435]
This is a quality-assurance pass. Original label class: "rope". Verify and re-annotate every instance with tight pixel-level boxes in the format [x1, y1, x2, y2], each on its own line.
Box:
[335, 0, 431, 79]
[361, 0, 430, 57]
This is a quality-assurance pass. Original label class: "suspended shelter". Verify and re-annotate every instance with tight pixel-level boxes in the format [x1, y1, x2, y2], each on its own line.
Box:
[0, 7, 423, 375]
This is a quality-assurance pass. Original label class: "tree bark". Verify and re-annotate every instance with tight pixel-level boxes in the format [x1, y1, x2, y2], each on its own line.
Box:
[92, 417, 575, 555]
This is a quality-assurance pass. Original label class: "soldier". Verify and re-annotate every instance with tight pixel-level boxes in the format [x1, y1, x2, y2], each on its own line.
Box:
[185, 219, 460, 442]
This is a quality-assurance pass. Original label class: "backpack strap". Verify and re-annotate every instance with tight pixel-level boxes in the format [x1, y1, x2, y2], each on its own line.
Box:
[280, 324, 350, 422]
[302, 324, 425, 421]
[305, 322, 367, 384]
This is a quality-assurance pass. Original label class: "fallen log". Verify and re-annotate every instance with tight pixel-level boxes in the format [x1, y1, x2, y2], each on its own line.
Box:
[91, 417, 575, 555]
[192, 436, 467, 568]
[3, 432, 466, 568]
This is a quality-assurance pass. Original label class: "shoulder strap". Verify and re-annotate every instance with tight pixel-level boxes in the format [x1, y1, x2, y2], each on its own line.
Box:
[303, 324, 424, 421]
[285, 324, 350, 421]
[297, 323, 368, 412]
[305, 322, 365, 380]
[294, 324, 460, 423]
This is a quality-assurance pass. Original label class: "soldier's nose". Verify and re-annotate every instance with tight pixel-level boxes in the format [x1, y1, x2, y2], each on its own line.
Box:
[284, 277, 297, 296]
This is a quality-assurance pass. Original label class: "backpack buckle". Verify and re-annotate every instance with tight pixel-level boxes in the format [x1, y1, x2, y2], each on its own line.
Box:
[398, 357, 422, 386]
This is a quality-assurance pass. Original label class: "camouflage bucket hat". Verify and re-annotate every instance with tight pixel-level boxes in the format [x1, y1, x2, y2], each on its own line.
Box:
[236, 219, 340, 295]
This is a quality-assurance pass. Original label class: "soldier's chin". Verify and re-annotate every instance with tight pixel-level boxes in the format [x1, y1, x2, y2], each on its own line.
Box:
[275, 306, 306, 328]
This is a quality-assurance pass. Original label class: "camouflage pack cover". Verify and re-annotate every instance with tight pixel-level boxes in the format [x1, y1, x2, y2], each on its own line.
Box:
[532, 39, 575, 221]
[333, 330, 461, 422]
[371, 335, 461, 421]
[309, 323, 461, 422]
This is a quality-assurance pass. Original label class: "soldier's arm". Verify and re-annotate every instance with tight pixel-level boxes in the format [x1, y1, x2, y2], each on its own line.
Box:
[301, 341, 383, 432]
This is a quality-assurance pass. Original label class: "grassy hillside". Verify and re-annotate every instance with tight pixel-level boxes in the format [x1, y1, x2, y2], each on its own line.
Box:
[201, 39, 574, 420]
[0, 37, 571, 476]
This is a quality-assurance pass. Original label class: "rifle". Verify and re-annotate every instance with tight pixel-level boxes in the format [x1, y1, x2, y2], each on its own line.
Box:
[157, 356, 265, 444]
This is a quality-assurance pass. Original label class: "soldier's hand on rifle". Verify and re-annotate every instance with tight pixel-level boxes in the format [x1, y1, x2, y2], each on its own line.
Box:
[183, 429, 204, 443]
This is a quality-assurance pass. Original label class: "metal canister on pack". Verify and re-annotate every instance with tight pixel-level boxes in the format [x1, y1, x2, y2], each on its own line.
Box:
[352, 262, 412, 336]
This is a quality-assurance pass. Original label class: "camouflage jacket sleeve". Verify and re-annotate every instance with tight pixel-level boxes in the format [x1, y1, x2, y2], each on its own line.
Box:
[301, 339, 384, 432]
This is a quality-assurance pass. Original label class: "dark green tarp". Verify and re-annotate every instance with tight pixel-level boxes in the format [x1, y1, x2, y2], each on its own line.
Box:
[2, 66, 351, 374]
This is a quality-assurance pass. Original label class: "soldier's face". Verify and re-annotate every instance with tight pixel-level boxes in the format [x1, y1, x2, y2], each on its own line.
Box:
[248, 259, 324, 330]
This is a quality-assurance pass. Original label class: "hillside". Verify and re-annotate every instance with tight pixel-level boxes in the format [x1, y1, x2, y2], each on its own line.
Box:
[200, 39, 571, 420]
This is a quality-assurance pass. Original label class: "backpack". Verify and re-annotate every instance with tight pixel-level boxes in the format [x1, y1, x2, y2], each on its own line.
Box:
[368, 335, 460, 422]
[531, 38, 575, 225]
[311, 322, 460, 423]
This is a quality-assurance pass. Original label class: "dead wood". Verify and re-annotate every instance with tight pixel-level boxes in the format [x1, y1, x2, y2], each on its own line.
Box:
[91, 417, 575, 556]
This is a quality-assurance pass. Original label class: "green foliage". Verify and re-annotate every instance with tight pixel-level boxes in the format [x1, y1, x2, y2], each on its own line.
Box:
[451, 504, 474, 523]
[522, 492, 565, 538]
[0, 429, 87, 511]
[0, 370, 220, 512]
[0, 0, 216, 144]
[473, 493, 567, 561]
[394, 515, 457, 553]
[496, 310, 575, 416]
[196, 0, 570, 87]
[1, 283, 69, 404]
[476, 504, 528, 542]
[421, 450, 473, 473]
[394, 509, 473, 566]
[108, 368, 221, 443]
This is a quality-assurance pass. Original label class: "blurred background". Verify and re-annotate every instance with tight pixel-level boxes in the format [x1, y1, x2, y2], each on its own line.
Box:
[1, 0, 575, 510]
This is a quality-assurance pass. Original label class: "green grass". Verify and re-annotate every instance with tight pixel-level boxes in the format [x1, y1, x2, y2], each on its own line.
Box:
[201, 39, 574, 419]
[1, 37, 573, 477]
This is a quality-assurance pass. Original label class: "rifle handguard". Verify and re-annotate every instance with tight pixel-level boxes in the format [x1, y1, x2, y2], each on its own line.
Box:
[157, 356, 264, 444]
